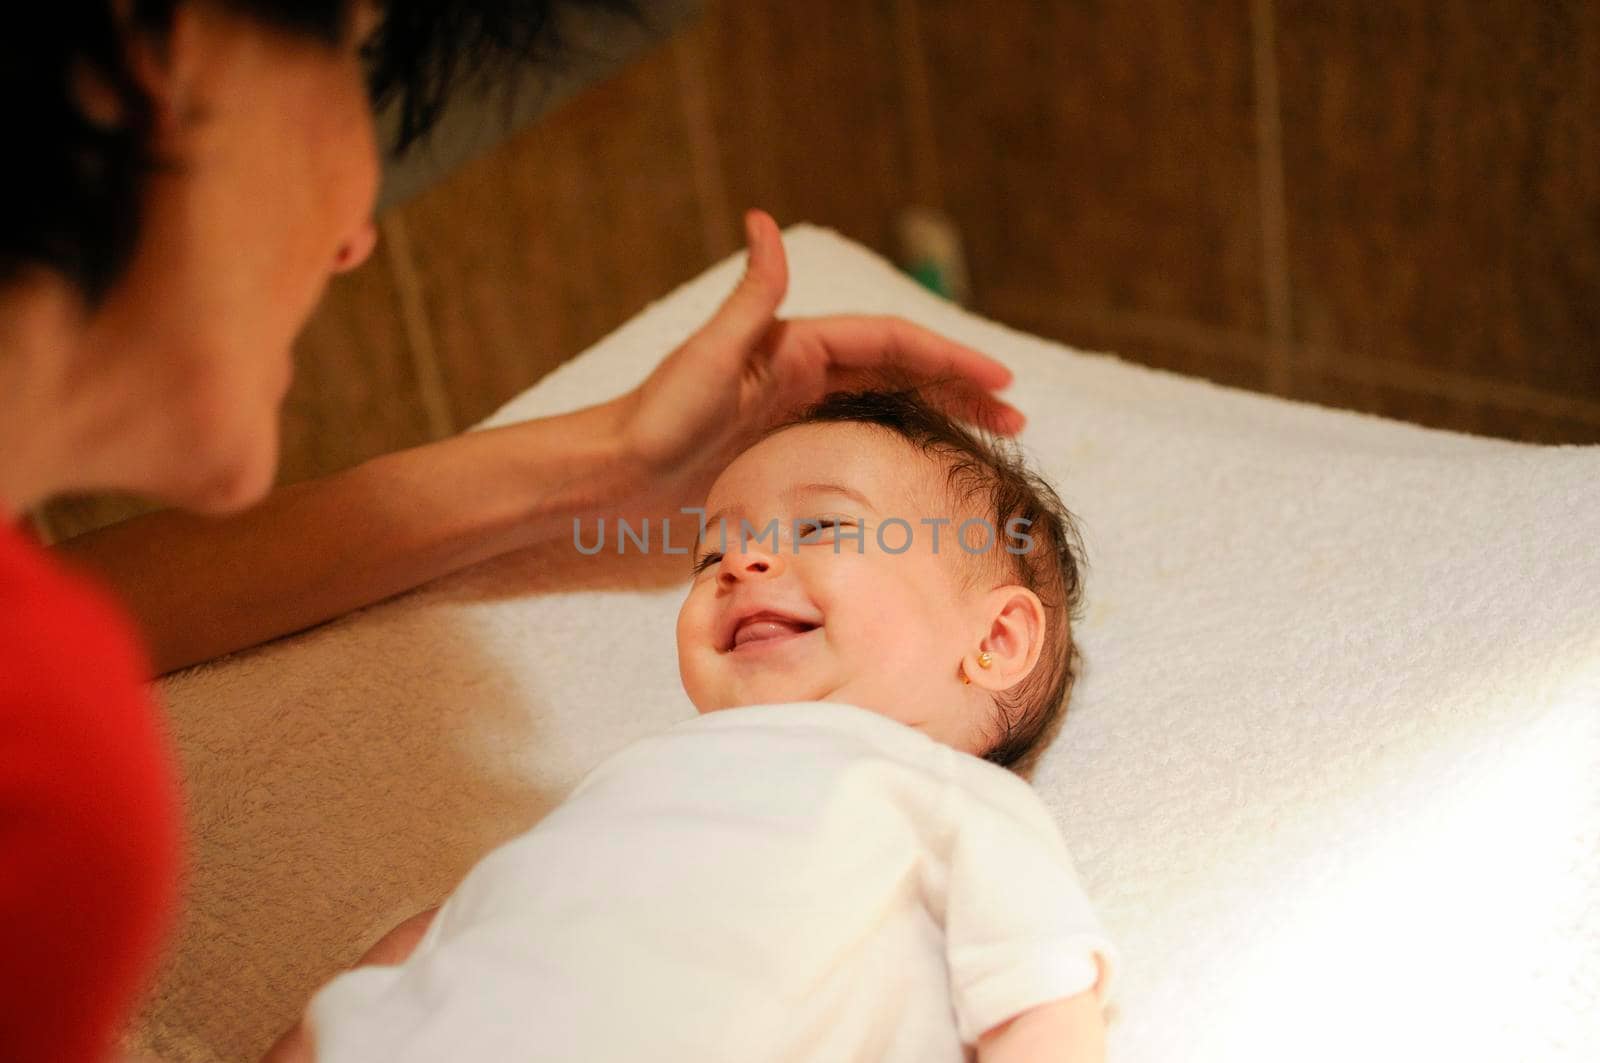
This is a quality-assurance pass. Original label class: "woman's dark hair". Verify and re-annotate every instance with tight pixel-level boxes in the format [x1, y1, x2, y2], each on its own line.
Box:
[774, 385, 1089, 773]
[1, 0, 634, 304]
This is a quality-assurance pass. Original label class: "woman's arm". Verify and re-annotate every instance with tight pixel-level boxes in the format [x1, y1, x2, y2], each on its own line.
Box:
[977, 990, 1107, 1063]
[58, 399, 638, 675]
[62, 210, 1021, 675]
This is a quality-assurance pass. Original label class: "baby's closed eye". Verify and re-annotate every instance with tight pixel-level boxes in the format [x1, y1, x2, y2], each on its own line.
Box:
[690, 514, 863, 574]
[794, 515, 859, 543]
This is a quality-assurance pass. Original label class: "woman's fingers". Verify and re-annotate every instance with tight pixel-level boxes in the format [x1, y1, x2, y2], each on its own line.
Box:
[778, 315, 1025, 434]
[795, 315, 1014, 390]
[668, 209, 1023, 435]
[928, 380, 1028, 435]
[687, 209, 790, 367]
[813, 361, 1026, 436]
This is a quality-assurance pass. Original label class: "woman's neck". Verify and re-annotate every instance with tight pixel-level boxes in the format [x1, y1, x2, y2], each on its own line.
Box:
[0, 272, 131, 515]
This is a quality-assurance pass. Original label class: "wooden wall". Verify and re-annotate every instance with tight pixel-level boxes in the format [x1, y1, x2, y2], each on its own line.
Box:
[40, 0, 1600, 540]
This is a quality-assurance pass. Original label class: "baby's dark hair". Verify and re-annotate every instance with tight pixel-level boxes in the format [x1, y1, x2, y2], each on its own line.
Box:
[773, 384, 1087, 773]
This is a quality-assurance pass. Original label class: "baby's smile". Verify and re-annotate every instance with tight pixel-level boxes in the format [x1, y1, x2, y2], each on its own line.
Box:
[719, 600, 824, 653]
[728, 615, 822, 651]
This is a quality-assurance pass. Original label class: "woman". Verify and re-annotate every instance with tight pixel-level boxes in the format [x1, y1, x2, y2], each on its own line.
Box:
[0, 2, 1022, 1060]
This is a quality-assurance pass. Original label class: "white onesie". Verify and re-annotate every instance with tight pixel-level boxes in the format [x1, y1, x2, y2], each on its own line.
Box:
[308, 700, 1119, 1061]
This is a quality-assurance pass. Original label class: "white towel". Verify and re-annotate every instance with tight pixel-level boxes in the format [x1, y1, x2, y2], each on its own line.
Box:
[132, 226, 1600, 1062]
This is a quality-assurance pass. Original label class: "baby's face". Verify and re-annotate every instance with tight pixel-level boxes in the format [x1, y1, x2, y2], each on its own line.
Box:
[676, 423, 993, 755]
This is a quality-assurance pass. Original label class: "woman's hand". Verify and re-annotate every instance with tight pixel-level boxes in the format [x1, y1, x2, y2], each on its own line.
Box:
[607, 209, 1025, 513]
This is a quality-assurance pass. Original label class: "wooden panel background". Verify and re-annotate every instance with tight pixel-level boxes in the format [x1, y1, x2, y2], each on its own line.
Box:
[38, 0, 1600, 542]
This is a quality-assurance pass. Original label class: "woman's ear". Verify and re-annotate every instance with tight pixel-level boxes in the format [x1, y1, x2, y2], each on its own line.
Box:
[117, 0, 208, 137]
[963, 586, 1046, 693]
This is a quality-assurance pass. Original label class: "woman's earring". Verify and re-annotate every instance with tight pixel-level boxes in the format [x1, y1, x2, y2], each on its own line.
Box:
[977, 651, 993, 670]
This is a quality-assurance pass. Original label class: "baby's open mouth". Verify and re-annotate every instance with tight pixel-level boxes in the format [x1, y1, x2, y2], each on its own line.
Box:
[728, 616, 820, 651]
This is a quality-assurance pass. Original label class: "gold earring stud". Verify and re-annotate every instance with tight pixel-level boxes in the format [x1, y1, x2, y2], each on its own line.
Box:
[977, 651, 993, 670]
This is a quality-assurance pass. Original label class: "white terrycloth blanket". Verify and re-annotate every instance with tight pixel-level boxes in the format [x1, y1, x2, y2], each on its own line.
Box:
[132, 226, 1600, 1062]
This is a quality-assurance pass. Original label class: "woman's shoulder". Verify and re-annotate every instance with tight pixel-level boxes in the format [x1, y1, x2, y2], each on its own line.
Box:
[0, 519, 182, 1063]
[0, 519, 153, 693]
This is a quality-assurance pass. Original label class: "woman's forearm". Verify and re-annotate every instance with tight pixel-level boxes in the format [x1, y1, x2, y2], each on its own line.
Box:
[58, 398, 640, 675]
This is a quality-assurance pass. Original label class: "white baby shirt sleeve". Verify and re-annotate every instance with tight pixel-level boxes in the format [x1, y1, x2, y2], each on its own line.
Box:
[936, 756, 1120, 1045]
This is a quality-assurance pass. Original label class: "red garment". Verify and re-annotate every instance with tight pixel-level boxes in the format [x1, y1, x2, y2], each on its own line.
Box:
[1, 519, 182, 1063]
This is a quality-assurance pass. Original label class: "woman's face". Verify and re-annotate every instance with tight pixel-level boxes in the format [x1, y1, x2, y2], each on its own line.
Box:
[675, 424, 997, 757]
[80, 2, 381, 512]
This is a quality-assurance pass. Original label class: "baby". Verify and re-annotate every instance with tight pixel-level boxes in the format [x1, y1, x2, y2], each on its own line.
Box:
[287, 387, 1119, 1062]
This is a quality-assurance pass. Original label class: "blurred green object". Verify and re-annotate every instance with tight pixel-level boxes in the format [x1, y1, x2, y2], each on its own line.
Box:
[907, 259, 953, 301]
[895, 207, 970, 306]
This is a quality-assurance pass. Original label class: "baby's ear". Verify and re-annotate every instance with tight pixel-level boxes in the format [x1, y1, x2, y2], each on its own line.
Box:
[966, 586, 1046, 692]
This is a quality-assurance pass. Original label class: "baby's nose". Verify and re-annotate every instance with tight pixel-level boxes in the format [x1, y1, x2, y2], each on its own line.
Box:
[719, 548, 786, 583]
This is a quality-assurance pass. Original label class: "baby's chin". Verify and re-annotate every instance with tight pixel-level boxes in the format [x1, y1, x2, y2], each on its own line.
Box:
[687, 682, 981, 754]
[691, 679, 906, 721]
[687, 676, 843, 714]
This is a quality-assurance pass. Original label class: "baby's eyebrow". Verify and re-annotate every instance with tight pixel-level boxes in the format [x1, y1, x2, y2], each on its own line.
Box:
[785, 482, 876, 512]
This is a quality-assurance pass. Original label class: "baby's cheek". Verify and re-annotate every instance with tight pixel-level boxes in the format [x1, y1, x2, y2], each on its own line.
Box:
[903, 605, 970, 687]
[674, 605, 716, 710]
[867, 602, 945, 674]
[677, 653, 723, 714]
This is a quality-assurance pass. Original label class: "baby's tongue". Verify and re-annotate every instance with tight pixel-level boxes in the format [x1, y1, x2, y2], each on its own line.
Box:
[735, 619, 811, 647]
